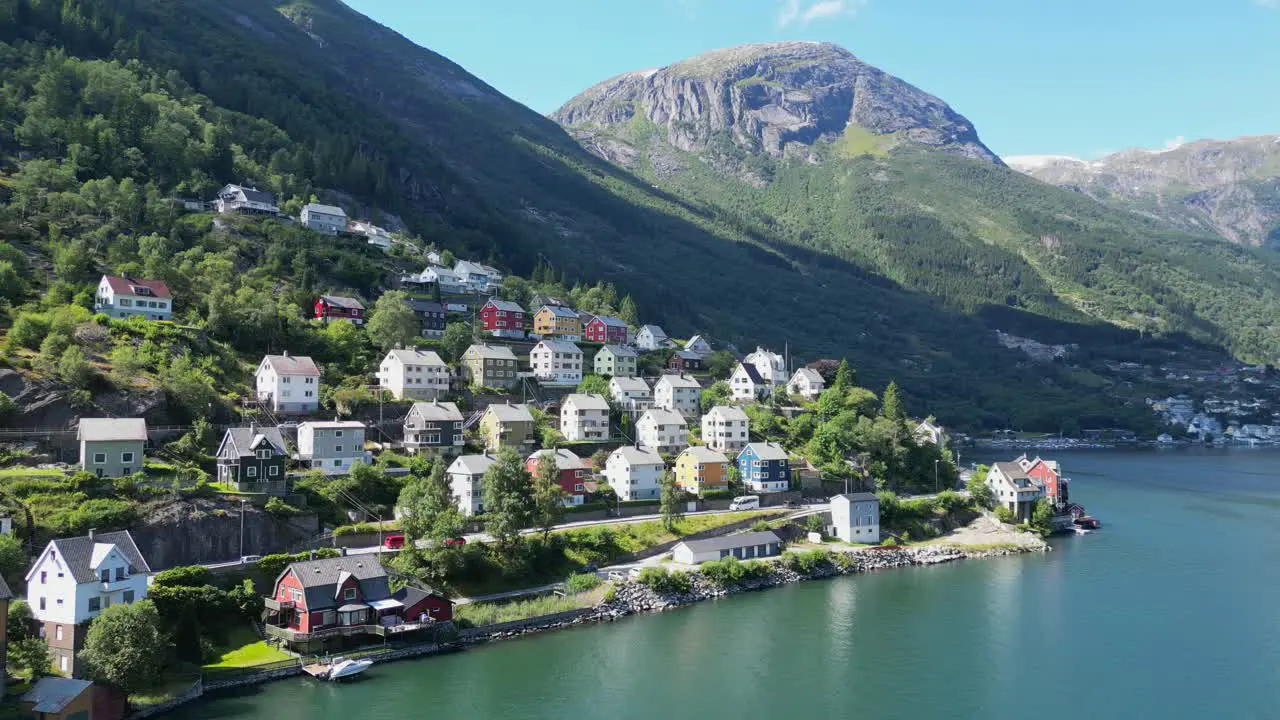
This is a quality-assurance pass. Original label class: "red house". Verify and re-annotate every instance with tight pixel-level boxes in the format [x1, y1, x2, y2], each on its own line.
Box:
[314, 295, 366, 325]
[264, 555, 452, 648]
[584, 315, 629, 344]
[1019, 455, 1067, 507]
[525, 448, 589, 506]
[668, 350, 703, 373]
[479, 298, 528, 339]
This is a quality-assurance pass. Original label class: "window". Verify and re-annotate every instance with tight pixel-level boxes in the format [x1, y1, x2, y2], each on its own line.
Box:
[60, 656, 69, 672]
[269, 465, 279, 477]
[333, 459, 343, 467]
[256, 449, 272, 459]
[39, 597, 45, 610]
[247, 466, 258, 478]
[101, 569, 110, 583]
[119, 298, 132, 307]
[344, 587, 357, 601]
[123, 590, 134, 603]
[89, 597, 101, 612]
[335, 430, 344, 438]
[335, 445, 344, 453]
[115, 567, 124, 580]
[92, 453, 106, 464]
[40, 571, 47, 584]
[121, 452, 135, 464]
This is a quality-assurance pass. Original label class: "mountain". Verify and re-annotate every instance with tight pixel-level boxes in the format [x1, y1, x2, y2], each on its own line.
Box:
[1007, 136, 1280, 247]
[0, 2, 1271, 432]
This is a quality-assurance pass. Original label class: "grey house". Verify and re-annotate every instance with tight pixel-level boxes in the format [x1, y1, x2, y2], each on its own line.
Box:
[216, 425, 290, 494]
[77, 418, 147, 477]
[404, 400, 465, 456]
[297, 421, 368, 475]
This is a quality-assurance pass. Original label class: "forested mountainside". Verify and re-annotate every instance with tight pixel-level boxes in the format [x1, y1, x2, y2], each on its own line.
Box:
[0, 0, 1260, 431]
[1008, 136, 1280, 248]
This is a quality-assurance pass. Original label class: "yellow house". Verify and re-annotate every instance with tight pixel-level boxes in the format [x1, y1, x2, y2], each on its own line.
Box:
[533, 305, 583, 340]
[480, 402, 536, 451]
[675, 445, 729, 495]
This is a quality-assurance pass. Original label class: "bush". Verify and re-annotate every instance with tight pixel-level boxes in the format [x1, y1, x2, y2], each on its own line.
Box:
[264, 497, 303, 516]
[750, 520, 772, 532]
[152, 566, 213, 588]
[9, 312, 51, 350]
[564, 572, 602, 594]
[780, 549, 833, 575]
[636, 567, 693, 595]
[333, 521, 400, 537]
[881, 536, 899, 547]
[700, 489, 733, 500]
[700, 556, 772, 588]
[934, 489, 967, 513]
[994, 506, 1016, 525]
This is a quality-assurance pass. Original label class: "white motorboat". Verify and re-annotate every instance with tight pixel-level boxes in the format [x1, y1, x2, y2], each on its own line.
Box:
[325, 656, 373, 680]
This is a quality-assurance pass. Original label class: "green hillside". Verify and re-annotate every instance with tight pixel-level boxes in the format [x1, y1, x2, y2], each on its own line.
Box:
[0, 0, 1256, 431]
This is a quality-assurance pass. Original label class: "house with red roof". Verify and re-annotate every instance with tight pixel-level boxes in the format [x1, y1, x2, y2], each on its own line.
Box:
[94, 275, 173, 321]
[314, 295, 366, 325]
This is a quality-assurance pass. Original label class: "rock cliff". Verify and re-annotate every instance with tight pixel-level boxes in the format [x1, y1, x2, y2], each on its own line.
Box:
[132, 497, 319, 570]
[552, 41, 998, 167]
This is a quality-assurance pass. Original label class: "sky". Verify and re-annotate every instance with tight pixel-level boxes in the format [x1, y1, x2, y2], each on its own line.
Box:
[343, 0, 1280, 159]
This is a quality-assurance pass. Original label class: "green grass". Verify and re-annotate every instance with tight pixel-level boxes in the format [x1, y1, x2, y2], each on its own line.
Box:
[555, 510, 781, 555]
[455, 592, 594, 627]
[129, 673, 202, 708]
[834, 124, 895, 158]
[0, 467, 65, 478]
[202, 626, 292, 670]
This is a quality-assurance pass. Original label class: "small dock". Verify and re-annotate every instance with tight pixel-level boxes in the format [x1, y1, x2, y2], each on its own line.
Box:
[302, 663, 332, 679]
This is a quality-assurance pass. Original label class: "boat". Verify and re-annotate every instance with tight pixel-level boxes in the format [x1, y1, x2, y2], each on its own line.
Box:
[1073, 516, 1100, 530]
[327, 657, 373, 680]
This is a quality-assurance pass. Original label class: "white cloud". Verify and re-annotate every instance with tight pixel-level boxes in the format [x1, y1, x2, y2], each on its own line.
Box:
[777, 0, 863, 27]
[1256, 0, 1280, 7]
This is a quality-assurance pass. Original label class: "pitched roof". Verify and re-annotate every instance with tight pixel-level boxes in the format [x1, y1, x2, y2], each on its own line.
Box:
[222, 184, 276, 205]
[539, 304, 579, 319]
[280, 555, 391, 611]
[600, 344, 638, 358]
[687, 334, 712, 349]
[736, 363, 766, 385]
[448, 453, 499, 476]
[639, 324, 668, 338]
[465, 344, 517, 361]
[299, 420, 366, 430]
[640, 408, 686, 427]
[0, 574, 12, 600]
[485, 298, 525, 313]
[34, 530, 151, 584]
[319, 294, 365, 310]
[742, 442, 788, 461]
[408, 400, 463, 422]
[221, 426, 287, 458]
[21, 677, 93, 713]
[833, 492, 879, 504]
[426, 266, 461, 281]
[528, 448, 587, 471]
[485, 402, 534, 423]
[407, 298, 446, 314]
[564, 393, 610, 411]
[102, 274, 172, 299]
[610, 445, 664, 466]
[591, 315, 628, 328]
[993, 461, 1031, 481]
[676, 530, 781, 554]
[706, 405, 749, 422]
[679, 445, 728, 464]
[658, 374, 701, 390]
[77, 418, 147, 442]
[610, 377, 650, 394]
[673, 350, 701, 361]
[260, 354, 321, 377]
[535, 339, 582, 354]
[302, 202, 346, 217]
[384, 348, 447, 367]
[791, 368, 824, 384]
[393, 584, 451, 611]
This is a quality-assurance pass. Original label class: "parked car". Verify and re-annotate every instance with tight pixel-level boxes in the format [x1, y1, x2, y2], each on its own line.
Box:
[628, 567, 643, 579]
[383, 534, 406, 549]
[444, 537, 467, 547]
[729, 495, 760, 511]
[241, 554, 261, 565]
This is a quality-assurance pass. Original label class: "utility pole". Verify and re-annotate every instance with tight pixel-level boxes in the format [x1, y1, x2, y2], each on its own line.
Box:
[934, 459, 939, 494]
[239, 499, 247, 561]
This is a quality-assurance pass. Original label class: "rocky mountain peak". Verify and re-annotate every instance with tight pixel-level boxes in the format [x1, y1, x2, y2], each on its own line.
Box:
[552, 41, 998, 165]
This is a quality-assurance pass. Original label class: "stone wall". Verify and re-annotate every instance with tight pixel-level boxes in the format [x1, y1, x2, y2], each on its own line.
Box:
[126, 679, 203, 720]
[132, 497, 320, 569]
[458, 608, 596, 640]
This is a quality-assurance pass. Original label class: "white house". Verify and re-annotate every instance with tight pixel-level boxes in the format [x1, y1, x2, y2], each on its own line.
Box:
[603, 446, 664, 501]
[986, 462, 1044, 522]
[447, 453, 498, 516]
[654, 374, 701, 417]
[300, 203, 348, 235]
[215, 184, 278, 215]
[377, 348, 450, 400]
[25, 530, 151, 676]
[349, 220, 394, 251]
[636, 408, 688, 454]
[421, 266, 467, 294]
[94, 275, 173, 321]
[744, 346, 789, 386]
[530, 339, 583, 386]
[560, 393, 611, 441]
[730, 363, 771, 402]
[787, 368, 826, 400]
[255, 353, 320, 413]
[635, 325, 672, 351]
[915, 420, 947, 446]
[701, 405, 750, 453]
[609, 376, 653, 413]
[684, 334, 713, 357]
[672, 531, 782, 565]
[454, 260, 503, 293]
[296, 421, 369, 475]
[831, 493, 880, 543]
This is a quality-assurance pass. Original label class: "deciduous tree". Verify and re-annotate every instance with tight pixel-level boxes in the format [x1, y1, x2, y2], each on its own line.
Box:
[481, 449, 533, 551]
[531, 455, 566, 539]
[80, 600, 167, 693]
[366, 290, 420, 351]
[659, 470, 683, 532]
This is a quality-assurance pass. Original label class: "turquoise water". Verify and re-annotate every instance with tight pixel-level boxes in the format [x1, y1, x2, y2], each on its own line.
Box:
[172, 449, 1280, 719]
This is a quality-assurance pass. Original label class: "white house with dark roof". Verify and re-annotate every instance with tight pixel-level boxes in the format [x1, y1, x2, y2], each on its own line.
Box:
[986, 462, 1044, 522]
[421, 266, 466, 294]
[636, 408, 688, 454]
[26, 530, 151, 676]
[831, 493, 880, 543]
[604, 445, 664, 501]
[655, 374, 701, 417]
[730, 363, 771, 402]
[378, 348, 450, 400]
[447, 453, 498, 515]
[701, 405, 750, 453]
[915, 420, 947, 446]
[77, 418, 147, 477]
[787, 368, 826, 400]
[300, 203, 347, 235]
[215, 184, 278, 215]
[635, 325, 672, 351]
[454, 260, 502, 293]
[672, 530, 782, 565]
[684, 334, 713, 357]
[94, 274, 173, 321]
[609, 376, 652, 413]
[745, 347, 789, 386]
[530, 339, 583, 386]
[256, 352, 321, 413]
[560, 393, 610, 441]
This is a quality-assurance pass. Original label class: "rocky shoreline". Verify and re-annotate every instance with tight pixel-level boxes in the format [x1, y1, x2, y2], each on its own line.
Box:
[464, 542, 1048, 643]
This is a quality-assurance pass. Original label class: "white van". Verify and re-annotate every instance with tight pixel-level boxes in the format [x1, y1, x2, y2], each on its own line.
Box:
[729, 495, 760, 511]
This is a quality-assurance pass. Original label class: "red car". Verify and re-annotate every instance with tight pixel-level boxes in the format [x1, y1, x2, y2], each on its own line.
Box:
[444, 537, 467, 547]
[383, 534, 406, 549]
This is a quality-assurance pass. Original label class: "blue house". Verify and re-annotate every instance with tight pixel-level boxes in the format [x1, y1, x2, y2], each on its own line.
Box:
[737, 442, 791, 493]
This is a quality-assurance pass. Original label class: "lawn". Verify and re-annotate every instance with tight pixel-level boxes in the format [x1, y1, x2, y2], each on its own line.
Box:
[555, 510, 783, 555]
[0, 467, 65, 478]
[455, 591, 597, 628]
[202, 626, 292, 671]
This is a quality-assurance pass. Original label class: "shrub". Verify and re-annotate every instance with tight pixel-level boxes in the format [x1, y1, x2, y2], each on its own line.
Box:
[636, 567, 692, 595]
[700, 489, 733, 500]
[701, 556, 771, 588]
[934, 489, 967, 513]
[8, 312, 51, 350]
[780, 548, 833, 574]
[750, 520, 772, 532]
[602, 587, 617, 603]
[152, 565, 214, 588]
[264, 497, 303, 516]
[564, 572, 602, 594]
[881, 536, 899, 547]
[994, 506, 1016, 525]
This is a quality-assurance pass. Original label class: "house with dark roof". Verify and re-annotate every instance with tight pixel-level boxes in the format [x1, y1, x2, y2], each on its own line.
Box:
[986, 462, 1044, 522]
[25, 530, 151, 677]
[408, 298, 448, 338]
[831, 493, 880, 543]
[584, 315, 630, 344]
[737, 442, 791, 494]
[94, 275, 173, 321]
[216, 425, 289, 494]
[77, 418, 146, 478]
[479, 298, 528, 338]
[403, 400, 464, 455]
[668, 350, 703, 373]
[264, 555, 451, 649]
[672, 530, 782, 565]
[215, 183, 279, 215]
[314, 294, 366, 325]
[300, 202, 348, 235]
[730, 362, 771, 402]
[532, 305, 582, 340]
[255, 352, 321, 414]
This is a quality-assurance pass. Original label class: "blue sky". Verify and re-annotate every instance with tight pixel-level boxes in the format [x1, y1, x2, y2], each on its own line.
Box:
[345, 0, 1280, 159]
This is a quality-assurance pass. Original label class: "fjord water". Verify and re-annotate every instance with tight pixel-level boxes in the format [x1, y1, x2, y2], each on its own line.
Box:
[173, 449, 1280, 719]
